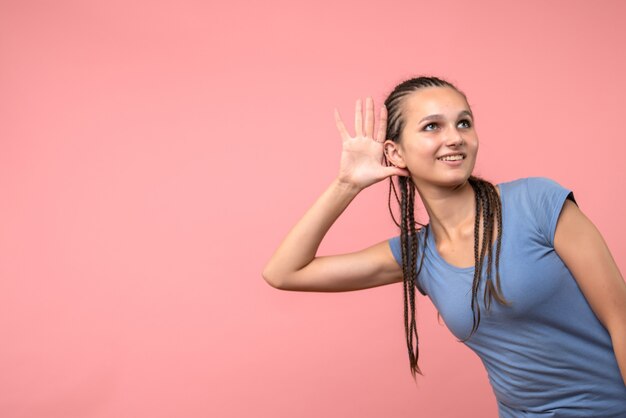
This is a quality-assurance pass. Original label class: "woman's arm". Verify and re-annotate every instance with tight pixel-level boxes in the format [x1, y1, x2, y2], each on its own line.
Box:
[262, 97, 408, 292]
[262, 179, 403, 292]
[554, 199, 626, 385]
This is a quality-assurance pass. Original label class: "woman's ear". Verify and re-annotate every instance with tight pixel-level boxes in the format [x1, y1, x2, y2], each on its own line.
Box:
[384, 140, 406, 168]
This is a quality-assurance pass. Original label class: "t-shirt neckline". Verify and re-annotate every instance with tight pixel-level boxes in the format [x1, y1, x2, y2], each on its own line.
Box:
[425, 183, 504, 274]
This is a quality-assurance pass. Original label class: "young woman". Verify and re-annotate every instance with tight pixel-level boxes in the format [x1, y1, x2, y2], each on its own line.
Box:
[262, 76, 626, 417]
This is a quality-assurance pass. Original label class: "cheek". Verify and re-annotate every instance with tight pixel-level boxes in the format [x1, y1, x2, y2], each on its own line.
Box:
[403, 146, 434, 164]
[404, 137, 438, 154]
[465, 135, 479, 153]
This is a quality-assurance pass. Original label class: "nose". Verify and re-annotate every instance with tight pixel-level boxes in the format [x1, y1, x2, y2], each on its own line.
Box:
[445, 125, 464, 147]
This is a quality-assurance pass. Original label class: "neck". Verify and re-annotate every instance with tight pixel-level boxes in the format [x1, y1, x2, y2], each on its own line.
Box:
[414, 178, 476, 244]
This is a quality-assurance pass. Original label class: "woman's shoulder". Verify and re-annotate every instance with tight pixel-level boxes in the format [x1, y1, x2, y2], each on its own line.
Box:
[499, 176, 576, 243]
[498, 176, 570, 201]
[498, 176, 559, 189]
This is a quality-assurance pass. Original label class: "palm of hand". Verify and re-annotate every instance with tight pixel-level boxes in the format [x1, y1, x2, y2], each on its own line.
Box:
[338, 136, 387, 189]
[334, 97, 408, 190]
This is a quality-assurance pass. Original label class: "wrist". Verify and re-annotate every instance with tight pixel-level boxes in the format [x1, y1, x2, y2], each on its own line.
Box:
[332, 177, 363, 196]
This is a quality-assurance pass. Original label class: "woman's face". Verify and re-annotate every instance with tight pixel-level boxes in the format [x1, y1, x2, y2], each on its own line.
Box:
[389, 86, 479, 189]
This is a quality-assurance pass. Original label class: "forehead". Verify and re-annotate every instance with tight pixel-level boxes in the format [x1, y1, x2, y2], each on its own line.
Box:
[402, 87, 470, 119]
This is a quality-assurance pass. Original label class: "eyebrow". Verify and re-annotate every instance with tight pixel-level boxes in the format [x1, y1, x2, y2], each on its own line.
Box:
[418, 110, 473, 124]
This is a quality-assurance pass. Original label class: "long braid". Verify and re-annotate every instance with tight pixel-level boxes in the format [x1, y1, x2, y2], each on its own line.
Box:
[483, 180, 498, 309]
[493, 192, 505, 302]
[483, 181, 496, 310]
[462, 176, 511, 342]
[468, 177, 485, 337]
[407, 179, 420, 375]
[398, 176, 425, 378]
[388, 170, 402, 228]
[483, 178, 508, 308]
[384, 76, 510, 378]
[398, 176, 411, 368]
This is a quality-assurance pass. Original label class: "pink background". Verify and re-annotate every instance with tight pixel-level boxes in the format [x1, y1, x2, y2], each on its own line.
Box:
[1, 1, 625, 417]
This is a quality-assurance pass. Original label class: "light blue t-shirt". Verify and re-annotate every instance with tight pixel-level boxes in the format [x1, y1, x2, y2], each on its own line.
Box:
[389, 177, 626, 417]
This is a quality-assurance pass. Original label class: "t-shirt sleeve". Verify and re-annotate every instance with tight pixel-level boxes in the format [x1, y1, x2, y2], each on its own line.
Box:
[388, 235, 403, 265]
[388, 235, 427, 296]
[524, 177, 577, 247]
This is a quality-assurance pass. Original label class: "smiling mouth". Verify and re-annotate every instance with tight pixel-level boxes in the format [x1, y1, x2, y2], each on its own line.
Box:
[437, 154, 465, 161]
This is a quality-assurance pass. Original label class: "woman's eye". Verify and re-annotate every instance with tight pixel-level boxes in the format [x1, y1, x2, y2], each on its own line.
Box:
[458, 119, 472, 129]
[424, 123, 438, 131]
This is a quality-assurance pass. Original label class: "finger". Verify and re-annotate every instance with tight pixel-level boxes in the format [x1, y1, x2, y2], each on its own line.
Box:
[376, 105, 387, 143]
[334, 108, 350, 141]
[364, 97, 374, 138]
[354, 98, 363, 137]
[386, 166, 410, 177]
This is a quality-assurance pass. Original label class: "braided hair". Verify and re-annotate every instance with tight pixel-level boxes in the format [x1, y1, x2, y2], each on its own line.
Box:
[384, 76, 509, 380]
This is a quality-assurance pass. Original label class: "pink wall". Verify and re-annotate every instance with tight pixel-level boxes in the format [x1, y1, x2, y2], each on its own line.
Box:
[1, 1, 625, 417]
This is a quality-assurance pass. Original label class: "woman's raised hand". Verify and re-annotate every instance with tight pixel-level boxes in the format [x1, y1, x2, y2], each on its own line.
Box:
[334, 97, 409, 191]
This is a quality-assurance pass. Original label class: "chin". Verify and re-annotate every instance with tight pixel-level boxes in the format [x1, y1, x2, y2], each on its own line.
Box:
[442, 178, 470, 190]
[412, 174, 470, 191]
[441, 170, 472, 183]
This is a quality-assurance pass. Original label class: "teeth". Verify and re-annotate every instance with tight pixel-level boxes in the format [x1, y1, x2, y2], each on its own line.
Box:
[438, 155, 464, 161]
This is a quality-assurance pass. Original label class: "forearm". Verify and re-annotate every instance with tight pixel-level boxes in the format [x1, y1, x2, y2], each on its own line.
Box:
[262, 178, 361, 287]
